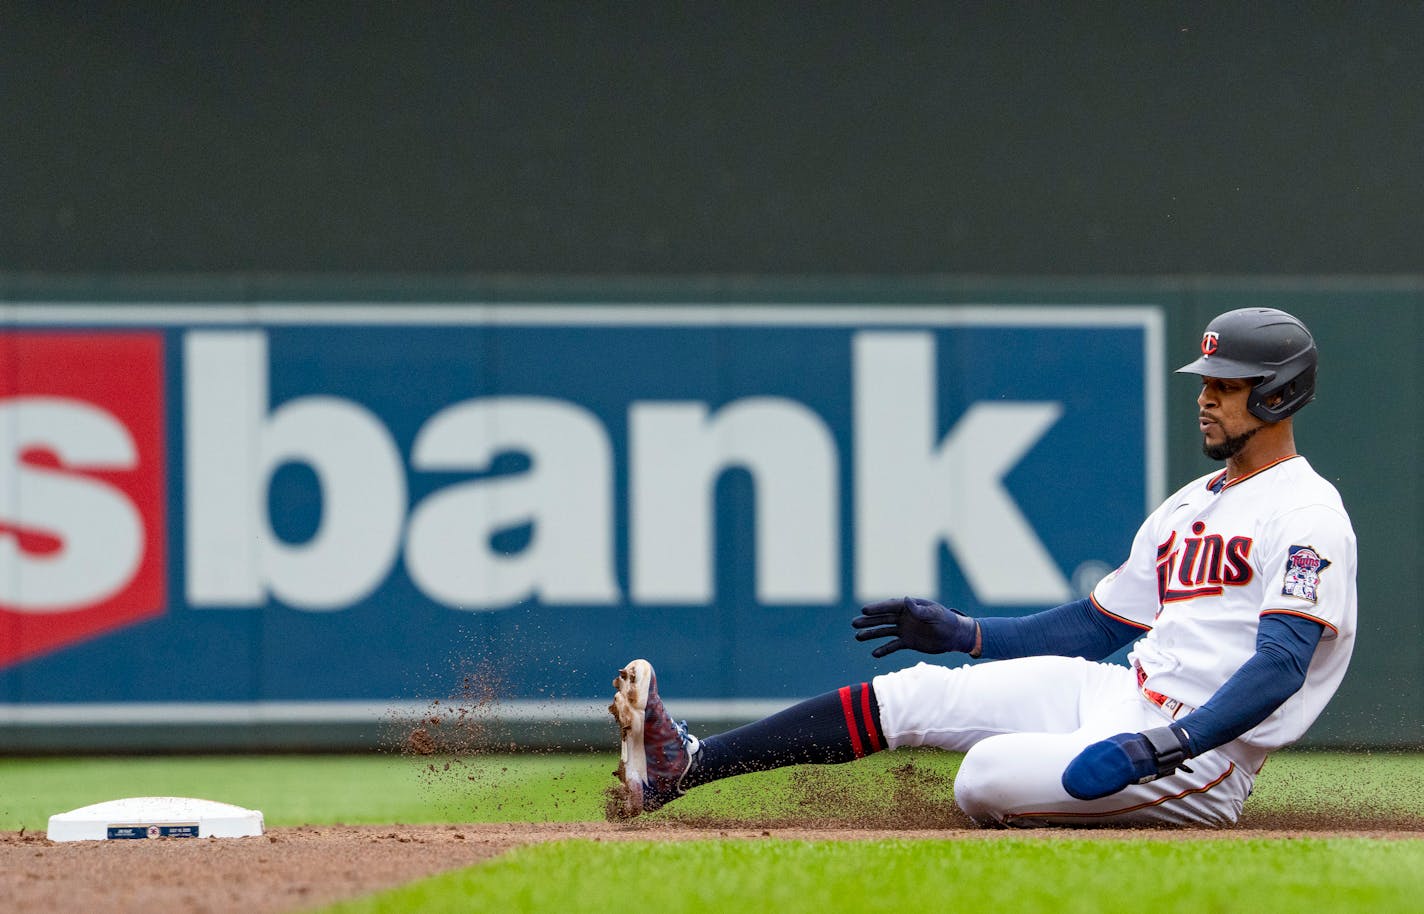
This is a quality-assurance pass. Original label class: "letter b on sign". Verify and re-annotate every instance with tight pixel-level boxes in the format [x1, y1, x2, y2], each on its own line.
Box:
[0, 333, 167, 667]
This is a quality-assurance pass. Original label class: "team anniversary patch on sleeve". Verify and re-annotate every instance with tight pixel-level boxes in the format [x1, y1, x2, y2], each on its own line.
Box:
[1282, 545, 1331, 602]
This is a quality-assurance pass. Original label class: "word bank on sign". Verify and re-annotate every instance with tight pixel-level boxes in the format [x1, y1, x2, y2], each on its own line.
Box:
[0, 306, 1161, 696]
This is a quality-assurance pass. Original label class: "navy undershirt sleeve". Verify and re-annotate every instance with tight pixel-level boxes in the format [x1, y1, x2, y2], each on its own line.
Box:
[978, 598, 1144, 662]
[1169, 612, 1325, 756]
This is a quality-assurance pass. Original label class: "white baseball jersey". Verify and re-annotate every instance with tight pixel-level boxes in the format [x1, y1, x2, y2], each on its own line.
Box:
[1092, 454, 1357, 752]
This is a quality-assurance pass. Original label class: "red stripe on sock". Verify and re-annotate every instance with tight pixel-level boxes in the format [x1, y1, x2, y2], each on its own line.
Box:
[859, 683, 882, 752]
[838, 685, 865, 758]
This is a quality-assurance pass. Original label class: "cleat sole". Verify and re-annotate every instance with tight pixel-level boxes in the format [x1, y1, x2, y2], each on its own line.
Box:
[609, 659, 654, 816]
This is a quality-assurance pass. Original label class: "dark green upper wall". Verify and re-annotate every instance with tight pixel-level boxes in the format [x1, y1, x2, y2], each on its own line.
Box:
[5, 3, 1424, 275]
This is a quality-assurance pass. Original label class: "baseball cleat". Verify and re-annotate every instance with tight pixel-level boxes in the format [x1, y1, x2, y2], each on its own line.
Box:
[610, 658, 699, 817]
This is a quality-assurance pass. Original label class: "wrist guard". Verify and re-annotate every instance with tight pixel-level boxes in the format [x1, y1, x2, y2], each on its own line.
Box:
[1138, 725, 1193, 781]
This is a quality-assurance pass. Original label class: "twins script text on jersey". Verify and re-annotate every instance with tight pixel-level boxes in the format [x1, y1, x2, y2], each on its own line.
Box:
[1155, 523, 1254, 605]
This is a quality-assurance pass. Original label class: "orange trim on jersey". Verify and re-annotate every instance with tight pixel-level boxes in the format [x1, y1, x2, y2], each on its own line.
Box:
[1003, 763, 1237, 825]
[1206, 454, 1302, 493]
[1089, 593, 1152, 632]
[1260, 608, 1338, 637]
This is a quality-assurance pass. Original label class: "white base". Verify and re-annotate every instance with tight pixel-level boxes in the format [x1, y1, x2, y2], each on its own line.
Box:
[47, 797, 265, 842]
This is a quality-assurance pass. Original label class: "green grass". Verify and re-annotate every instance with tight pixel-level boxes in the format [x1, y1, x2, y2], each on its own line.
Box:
[3, 749, 1423, 832]
[0, 753, 614, 831]
[322, 837, 1424, 914]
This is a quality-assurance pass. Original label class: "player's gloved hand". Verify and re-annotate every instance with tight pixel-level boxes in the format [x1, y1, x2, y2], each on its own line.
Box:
[1061, 726, 1194, 800]
[852, 597, 979, 658]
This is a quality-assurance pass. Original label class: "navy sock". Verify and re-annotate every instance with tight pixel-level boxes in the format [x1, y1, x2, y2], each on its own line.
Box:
[683, 682, 884, 789]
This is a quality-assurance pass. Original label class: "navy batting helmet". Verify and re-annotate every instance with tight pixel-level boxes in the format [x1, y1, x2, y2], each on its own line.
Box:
[1176, 308, 1317, 422]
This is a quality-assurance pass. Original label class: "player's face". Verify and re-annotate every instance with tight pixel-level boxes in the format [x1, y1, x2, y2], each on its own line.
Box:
[1196, 376, 1265, 461]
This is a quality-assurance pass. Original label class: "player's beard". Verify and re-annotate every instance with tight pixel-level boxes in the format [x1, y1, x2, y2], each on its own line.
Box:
[1203, 426, 1259, 461]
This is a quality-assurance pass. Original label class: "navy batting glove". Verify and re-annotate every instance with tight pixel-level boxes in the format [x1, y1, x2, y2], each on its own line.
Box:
[852, 597, 978, 658]
[1061, 726, 1194, 800]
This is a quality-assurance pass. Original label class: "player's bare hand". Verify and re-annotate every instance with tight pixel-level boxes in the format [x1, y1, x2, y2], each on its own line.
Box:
[852, 597, 978, 658]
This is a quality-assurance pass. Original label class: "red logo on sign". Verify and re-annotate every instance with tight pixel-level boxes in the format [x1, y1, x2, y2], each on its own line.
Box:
[1201, 331, 1220, 356]
[0, 333, 167, 667]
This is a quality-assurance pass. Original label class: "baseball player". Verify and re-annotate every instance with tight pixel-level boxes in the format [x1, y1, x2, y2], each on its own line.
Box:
[612, 308, 1356, 826]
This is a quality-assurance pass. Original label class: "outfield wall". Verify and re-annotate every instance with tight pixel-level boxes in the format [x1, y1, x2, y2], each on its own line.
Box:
[8, 6, 1424, 278]
[1, 279, 1419, 751]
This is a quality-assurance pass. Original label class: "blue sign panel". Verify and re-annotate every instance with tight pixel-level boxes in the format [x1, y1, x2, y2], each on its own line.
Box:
[1, 306, 1162, 716]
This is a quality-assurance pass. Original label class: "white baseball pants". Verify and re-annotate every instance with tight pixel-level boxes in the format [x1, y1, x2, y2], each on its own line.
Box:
[872, 656, 1262, 827]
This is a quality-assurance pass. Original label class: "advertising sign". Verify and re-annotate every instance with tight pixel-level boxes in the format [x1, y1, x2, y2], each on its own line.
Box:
[1, 305, 1162, 724]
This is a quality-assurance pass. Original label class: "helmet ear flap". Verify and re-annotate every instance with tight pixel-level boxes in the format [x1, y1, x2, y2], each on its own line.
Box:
[1248, 363, 1316, 422]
